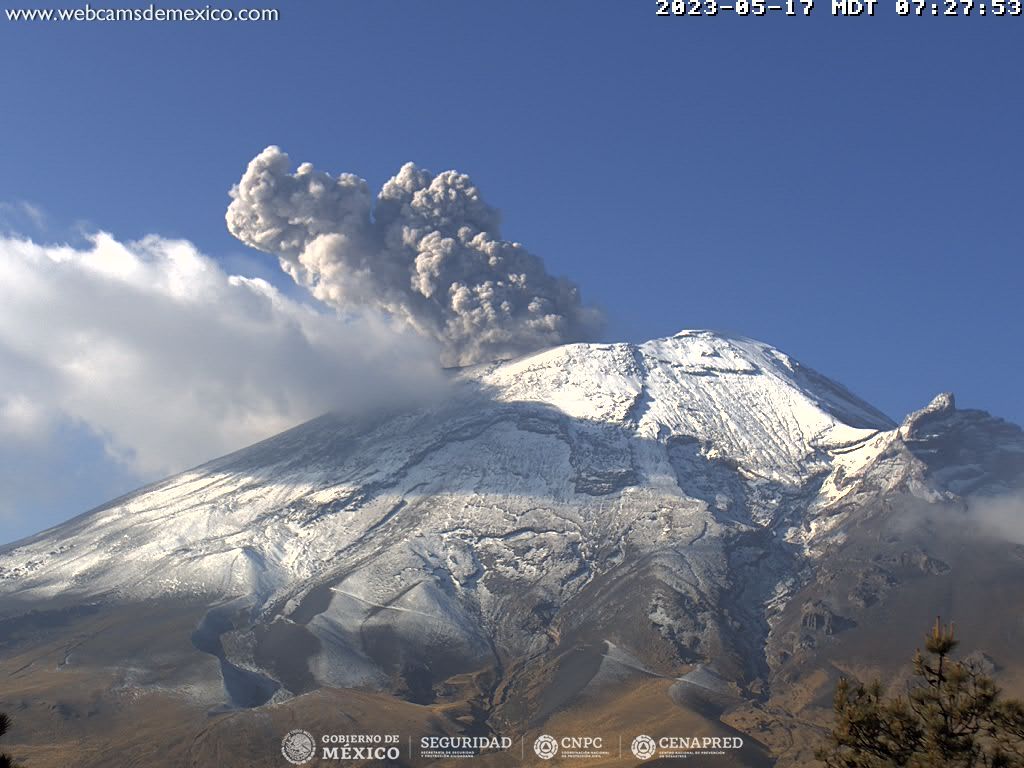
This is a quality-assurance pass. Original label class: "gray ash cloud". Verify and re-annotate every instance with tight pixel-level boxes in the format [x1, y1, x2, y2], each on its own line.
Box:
[227, 146, 602, 366]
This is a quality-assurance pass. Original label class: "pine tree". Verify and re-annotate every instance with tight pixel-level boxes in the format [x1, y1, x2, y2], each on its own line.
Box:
[818, 618, 1024, 767]
[0, 711, 18, 768]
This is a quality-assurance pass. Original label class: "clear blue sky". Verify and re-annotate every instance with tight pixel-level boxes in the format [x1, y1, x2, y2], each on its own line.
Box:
[1, 1, 1021, 540]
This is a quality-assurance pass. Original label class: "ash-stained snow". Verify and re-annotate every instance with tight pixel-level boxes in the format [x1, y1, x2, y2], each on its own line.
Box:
[0, 329, 895, 613]
[2, 329, 1014, 704]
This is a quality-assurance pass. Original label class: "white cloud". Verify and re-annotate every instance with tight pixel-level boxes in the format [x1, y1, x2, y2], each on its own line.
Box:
[0, 148, 604, 540]
[0, 231, 447, 479]
[896, 490, 1024, 548]
[964, 492, 1024, 546]
[0, 200, 46, 232]
[0, 394, 49, 440]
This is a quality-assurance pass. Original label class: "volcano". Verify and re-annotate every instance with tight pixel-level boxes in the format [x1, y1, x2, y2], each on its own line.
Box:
[2, 330, 1022, 767]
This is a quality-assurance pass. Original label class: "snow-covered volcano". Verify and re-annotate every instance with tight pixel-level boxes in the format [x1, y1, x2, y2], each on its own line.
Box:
[0, 330, 891, 603]
[1, 330, 1022, 768]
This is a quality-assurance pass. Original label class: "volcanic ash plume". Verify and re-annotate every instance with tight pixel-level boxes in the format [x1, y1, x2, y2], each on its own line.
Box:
[226, 146, 602, 366]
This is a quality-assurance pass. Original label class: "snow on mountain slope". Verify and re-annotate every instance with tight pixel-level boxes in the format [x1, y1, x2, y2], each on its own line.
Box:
[18, 329, 1016, 714]
[790, 390, 1024, 555]
[0, 330, 891, 606]
[480, 331, 892, 483]
[3, 328, 1023, 768]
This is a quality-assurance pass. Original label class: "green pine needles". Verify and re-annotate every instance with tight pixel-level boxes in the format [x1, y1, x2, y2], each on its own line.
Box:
[819, 618, 1024, 768]
[0, 711, 18, 768]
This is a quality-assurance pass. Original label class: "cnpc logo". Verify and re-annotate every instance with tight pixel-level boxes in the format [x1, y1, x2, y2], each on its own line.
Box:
[533, 734, 559, 759]
[533, 734, 605, 760]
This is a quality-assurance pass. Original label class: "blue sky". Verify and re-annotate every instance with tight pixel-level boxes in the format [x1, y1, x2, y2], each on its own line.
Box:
[1, 1, 1021, 542]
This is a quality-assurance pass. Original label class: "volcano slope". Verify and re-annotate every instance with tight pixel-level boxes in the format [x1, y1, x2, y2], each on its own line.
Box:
[0, 330, 1021, 767]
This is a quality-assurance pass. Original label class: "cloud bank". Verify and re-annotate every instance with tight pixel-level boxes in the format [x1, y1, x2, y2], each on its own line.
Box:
[226, 146, 602, 366]
[0, 232, 446, 479]
[963, 492, 1024, 546]
[0, 151, 599, 538]
[895, 491, 1024, 548]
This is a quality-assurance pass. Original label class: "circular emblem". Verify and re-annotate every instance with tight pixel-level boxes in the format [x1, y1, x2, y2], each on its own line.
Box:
[281, 729, 317, 765]
[631, 734, 657, 761]
[533, 734, 559, 760]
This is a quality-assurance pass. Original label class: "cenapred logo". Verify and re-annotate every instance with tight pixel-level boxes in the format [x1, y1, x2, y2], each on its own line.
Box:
[533, 734, 559, 760]
[281, 729, 317, 765]
[630, 733, 744, 760]
[631, 734, 657, 760]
